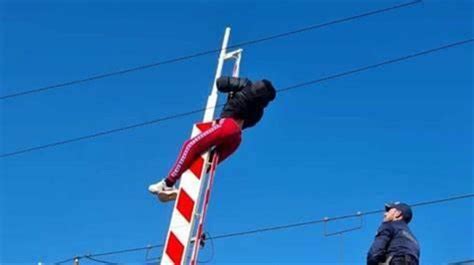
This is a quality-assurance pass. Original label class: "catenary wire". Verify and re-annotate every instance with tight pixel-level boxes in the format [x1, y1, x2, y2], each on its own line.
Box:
[0, 0, 421, 100]
[54, 193, 473, 264]
[83, 256, 119, 265]
[2, 38, 472, 159]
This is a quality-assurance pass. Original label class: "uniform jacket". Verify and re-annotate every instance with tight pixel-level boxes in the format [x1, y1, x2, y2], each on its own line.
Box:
[367, 220, 420, 265]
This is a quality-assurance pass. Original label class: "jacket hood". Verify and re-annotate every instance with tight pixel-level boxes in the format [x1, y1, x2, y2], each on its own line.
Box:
[253, 79, 276, 105]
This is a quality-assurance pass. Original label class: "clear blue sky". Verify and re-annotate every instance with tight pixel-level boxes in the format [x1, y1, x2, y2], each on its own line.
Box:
[1, 0, 472, 264]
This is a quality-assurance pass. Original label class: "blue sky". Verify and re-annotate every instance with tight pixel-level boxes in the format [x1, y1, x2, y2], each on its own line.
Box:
[1, 0, 472, 264]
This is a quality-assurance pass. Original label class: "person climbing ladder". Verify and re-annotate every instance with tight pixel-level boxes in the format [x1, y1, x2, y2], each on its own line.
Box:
[148, 76, 276, 202]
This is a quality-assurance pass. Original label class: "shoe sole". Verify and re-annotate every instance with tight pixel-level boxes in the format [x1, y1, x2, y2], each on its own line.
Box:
[158, 192, 178, 202]
[148, 186, 178, 203]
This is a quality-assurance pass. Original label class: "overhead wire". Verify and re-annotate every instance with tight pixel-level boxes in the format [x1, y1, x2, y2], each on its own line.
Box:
[54, 244, 163, 265]
[0, 105, 219, 158]
[2, 38, 472, 159]
[209, 193, 474, 240]
[54, 193, 473, 264]
[83, 256, 119, 265]
[0, 0, 422, 100]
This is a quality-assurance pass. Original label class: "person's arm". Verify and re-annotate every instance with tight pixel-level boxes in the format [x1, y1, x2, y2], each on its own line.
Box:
[367, 223, 394, 265]
[216, 76, 251, 93]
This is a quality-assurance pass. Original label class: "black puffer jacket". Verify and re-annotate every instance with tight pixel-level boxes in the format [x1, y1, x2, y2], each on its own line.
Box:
[367, 220, 420, 265]
[216, 76, 276, 129]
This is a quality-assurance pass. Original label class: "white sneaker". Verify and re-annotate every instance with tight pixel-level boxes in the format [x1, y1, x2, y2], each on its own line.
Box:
[148, 179, 178, 202]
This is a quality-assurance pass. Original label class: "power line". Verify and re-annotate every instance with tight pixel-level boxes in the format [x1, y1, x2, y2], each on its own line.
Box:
[278, 38, 473, 93]
[0, 0, 421, 100]
[83, 256, 119, 265]
[55, 245, 164, 264]
[55, 244, 164, 265]
[54, 193, 474, 264]
[449, 260, 474, 265]
[1, 38, 472, 159]
[211, 193, 474, 240]
[0, 105, 219, 158]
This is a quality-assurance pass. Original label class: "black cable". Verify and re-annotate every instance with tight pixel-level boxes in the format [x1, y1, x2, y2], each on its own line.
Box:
[278, 38, 474, 93]
[409, 193, 474, 208]
[448, 260, 474, 265]
[0, 0, 421, 100]
[83, 256, 119, 265]
[208, 193, 473, 241]
[1, 38, 472, 159]
[197, 232, 215, 264]
[55, 245, 164, 265]
[88, 244, 164, 258]
[1, 104, 222, 158]
[54, 193, 473, 264]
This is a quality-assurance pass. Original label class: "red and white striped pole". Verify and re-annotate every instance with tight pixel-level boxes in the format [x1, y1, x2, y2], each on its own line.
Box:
[160, 27, 243, 265]
[189, 52, 242, 264]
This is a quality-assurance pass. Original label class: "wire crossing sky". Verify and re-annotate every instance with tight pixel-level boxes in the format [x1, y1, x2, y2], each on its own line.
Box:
[54, 193, 474, 264]
[0, 0, 421, 100]
[1, 38, 472, 159]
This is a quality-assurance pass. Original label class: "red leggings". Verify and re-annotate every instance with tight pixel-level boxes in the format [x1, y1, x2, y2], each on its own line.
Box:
[166, 118, 242, 185]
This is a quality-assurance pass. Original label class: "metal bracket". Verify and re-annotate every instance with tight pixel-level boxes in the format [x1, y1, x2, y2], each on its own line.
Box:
[224, 49, 243, 60]
[145, 244, 161, 262]
[190, 233, 207, 248]
[323, 211, 364, 237]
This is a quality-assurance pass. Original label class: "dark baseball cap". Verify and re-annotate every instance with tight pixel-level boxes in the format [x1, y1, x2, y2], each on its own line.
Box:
[385, 202, 413, 223]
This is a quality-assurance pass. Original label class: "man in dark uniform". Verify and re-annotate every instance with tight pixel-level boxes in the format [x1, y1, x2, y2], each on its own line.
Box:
[367, 202, 420, 265]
